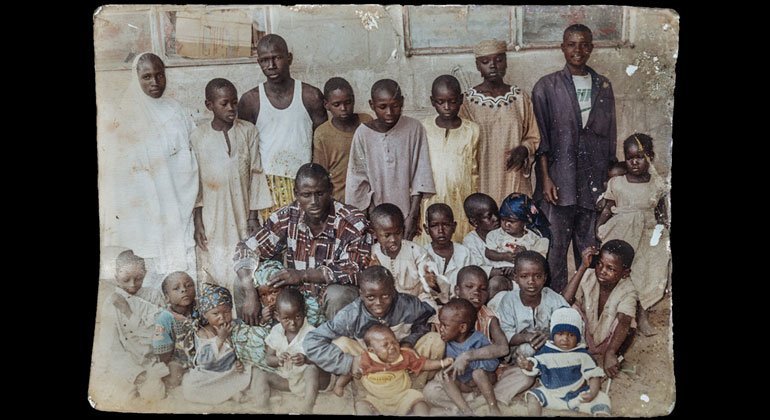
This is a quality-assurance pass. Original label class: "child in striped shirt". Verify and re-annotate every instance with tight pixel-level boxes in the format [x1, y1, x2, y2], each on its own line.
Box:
[517, 307, 611, 416]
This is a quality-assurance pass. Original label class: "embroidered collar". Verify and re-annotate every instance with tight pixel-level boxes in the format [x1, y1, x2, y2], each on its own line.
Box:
[465, 86, 522, 107]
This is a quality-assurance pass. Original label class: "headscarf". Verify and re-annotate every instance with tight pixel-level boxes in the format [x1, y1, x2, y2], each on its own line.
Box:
[252, 259, 284, 307]
[252, 259, 285, 288]
[193, 283, 233, 326]
[101, 52, 199, 274]
[499, 192, 551, 240]
[474, 39, 507, 57]
[119, 52, 194, 158]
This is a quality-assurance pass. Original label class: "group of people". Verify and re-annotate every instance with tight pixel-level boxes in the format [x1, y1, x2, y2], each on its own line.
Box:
[97, 24, 671, 416]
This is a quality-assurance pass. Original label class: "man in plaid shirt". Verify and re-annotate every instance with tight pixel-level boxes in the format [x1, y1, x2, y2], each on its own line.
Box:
[234, 163, 373, 325]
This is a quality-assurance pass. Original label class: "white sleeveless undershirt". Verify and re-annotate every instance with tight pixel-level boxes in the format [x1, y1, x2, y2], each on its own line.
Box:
[256, 79, 313, 178]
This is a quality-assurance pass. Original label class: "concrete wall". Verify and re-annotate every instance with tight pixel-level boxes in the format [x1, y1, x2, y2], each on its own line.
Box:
[95, 5, 678, 176]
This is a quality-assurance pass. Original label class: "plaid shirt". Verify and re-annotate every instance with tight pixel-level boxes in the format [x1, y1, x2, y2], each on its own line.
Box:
[234, 200, 372, 295]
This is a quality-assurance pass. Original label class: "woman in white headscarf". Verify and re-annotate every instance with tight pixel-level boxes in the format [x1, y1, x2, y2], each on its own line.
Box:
[100, 52, 199, 288]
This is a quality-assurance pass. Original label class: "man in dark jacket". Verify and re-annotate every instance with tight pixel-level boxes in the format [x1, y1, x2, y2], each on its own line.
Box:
[532, 24, 618, 293]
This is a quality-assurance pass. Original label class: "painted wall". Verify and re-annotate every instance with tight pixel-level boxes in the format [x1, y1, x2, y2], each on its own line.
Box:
[95, 5, 678, 176]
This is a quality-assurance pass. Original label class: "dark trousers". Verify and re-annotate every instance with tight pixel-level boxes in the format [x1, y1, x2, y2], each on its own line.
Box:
[539, 201, 597, 293]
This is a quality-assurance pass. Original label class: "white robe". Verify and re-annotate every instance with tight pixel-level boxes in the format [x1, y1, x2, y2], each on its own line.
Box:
[100, 52, 199, 286]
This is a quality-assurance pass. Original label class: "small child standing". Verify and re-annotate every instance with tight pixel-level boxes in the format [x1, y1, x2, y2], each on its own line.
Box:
[485, 192, 550, 268]
[99, 250, 167, 403]
[422, 203, 474, 296]
[191, 78, 273, 291]
[346, 79, 436, 240]
[518, 307, 611, 416]
[562, 241, 638, 379]
[313, 77, 373, 203]
[437, 298, 501, 415]
[182, 284, 253, 404]
[369, 203, 450, 310]
[417, 75, 480, 244]
[596, 134, 670, 335]
[153, 271, 197, 389]
[254, 288, 330, 413]
[354, 324, 453, 415]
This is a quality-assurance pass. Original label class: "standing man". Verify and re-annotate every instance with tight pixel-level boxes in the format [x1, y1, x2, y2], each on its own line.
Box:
[238, 34, 328, 222]
[531, 24, 617, 292]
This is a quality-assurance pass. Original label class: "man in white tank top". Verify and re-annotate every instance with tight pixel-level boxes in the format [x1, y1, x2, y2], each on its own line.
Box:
[237, 34, 328, 222]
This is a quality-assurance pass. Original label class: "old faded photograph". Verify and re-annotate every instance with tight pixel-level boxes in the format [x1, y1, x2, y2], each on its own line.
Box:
[91, 4, 677, 415]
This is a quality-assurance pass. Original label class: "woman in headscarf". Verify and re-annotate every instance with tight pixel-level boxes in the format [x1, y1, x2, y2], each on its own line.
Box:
[100, 52, 199, 289]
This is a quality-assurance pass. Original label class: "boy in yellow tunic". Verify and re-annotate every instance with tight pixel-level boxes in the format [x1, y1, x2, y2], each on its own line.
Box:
[416, 75, 480, 244]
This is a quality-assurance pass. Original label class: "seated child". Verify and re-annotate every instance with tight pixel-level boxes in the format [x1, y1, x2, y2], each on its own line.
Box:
[369, 203, 450, 312]
[596, 134, 670, 336]
[153, 271, 197, 389]
[100, 250, 167, 403]
[461, 193, 513, 288]
[182, 284, 253, 404]
[452, 266, 509, 354]
[487, 251, 569, 405]
[423, 267, 509, 412]
[517, 307, 611, 416]
[303, 266, 444, 397]
[254, 288, 330, 413]
[353, 324, 453, 416]
[562, 240, 638, 378]
[436, 298, 501, 415]
[487, 275, 513, 303]
[422, 203, 473, 298]
[595, 161, 627, 213]
[251, 259, 325, 328]
[485, 193, 550, 268]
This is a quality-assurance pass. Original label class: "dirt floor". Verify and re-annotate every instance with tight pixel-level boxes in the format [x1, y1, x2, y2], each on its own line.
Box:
[88, 279, 675, 416]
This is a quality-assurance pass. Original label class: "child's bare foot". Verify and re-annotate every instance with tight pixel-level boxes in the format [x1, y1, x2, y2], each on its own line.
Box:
[333, 384, 345, 397]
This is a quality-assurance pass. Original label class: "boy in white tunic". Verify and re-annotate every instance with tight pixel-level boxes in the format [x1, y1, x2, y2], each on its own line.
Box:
[191, 78, 272, 292]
